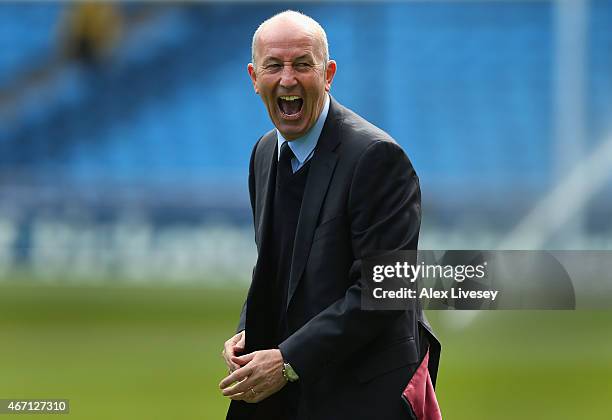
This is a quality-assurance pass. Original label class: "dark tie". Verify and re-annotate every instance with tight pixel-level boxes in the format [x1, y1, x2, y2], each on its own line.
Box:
[277, 141, 295, 187]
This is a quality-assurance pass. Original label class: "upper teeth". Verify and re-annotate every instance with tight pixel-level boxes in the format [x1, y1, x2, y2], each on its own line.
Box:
[280, 96, 301, 101]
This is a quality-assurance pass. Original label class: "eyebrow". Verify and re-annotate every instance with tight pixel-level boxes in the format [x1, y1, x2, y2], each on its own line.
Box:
[261, 54, 315, 64]
[293, 55, 314, 62]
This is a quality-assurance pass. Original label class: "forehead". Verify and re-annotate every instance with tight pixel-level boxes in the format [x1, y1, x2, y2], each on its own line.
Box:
[256, 22, 321, 61]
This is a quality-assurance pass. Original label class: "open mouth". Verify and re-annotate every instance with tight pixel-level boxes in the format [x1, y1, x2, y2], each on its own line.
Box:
[277, 95, 304, 119]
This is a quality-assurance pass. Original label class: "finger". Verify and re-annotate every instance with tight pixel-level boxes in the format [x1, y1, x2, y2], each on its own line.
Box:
[225, 340, 237, 353]
[226, 361, 240, 373]
[230, 387, 265, 403]
[224, 332, 241, 355]
[231, 351, 255, 365]
[232, 356, 248, 368]
[222, 344, 232, 359]
[235, 333, 246, 350]
[222, 348, 236, 364]
[223, 341, 243, 370]
[224, 375, 266, 398]
[222, 350, 239, 371]
[229, 392, 258, 403]
[229, 391, 248, 401]
[224, 352, 240, 369]
[219, 365, 253, 389]
[230, 392, 256, 403]
[222, 376, 258, 397]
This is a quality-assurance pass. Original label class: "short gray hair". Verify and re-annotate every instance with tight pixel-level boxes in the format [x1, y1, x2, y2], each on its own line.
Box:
[251, 10, 329, 69]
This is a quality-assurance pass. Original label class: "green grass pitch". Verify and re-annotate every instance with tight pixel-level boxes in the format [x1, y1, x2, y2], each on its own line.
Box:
[0, 281, 610, 419]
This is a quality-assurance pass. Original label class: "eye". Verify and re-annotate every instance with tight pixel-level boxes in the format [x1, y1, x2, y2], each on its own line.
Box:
[295, 62, 314, 72]
[263, 63, 282, 71]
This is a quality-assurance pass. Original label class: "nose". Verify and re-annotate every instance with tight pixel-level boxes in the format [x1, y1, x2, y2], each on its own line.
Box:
[279, 64, 298, 89]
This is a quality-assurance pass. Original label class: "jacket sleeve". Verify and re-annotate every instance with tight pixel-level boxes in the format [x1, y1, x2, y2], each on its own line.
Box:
[278, 140, 421, 385]
[236, 138, 261, 334]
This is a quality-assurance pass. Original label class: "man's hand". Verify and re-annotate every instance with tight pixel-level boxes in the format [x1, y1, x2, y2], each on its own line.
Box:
[219, 349, 287, 403]
[222, 331, 245, 373]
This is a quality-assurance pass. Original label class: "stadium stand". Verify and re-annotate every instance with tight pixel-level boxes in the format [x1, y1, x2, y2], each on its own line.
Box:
[0, 1, 610, 281]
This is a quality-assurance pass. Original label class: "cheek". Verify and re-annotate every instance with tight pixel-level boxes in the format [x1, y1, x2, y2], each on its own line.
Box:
[260, 88, 274, 102]
[255, 78, 272, 94]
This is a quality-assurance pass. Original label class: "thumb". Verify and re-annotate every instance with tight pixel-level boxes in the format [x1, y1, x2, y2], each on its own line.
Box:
[232, 351, 255, 365]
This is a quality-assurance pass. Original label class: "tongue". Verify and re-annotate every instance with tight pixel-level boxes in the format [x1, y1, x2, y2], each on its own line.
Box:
[280, 99, 303, 115]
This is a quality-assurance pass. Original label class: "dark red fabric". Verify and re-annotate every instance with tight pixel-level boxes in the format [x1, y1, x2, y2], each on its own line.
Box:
[402, 350, 442, 420]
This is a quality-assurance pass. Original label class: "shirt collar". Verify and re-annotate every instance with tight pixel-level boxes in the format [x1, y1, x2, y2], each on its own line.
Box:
[277, 94, 330, 163]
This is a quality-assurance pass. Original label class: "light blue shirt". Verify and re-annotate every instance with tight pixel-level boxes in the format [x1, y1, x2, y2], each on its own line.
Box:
[276, 94, 330, 173]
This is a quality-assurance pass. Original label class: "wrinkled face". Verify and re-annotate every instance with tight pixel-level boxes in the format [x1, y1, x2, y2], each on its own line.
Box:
[248, 21, 336, 140]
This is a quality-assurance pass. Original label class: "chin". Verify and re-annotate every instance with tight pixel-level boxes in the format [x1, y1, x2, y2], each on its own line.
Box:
[279, 131, 299, 140]
[277, 125, 305, 140]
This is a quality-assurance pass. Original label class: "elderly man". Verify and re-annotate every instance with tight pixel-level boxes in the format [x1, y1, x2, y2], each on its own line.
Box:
[220, 10, 440, 420]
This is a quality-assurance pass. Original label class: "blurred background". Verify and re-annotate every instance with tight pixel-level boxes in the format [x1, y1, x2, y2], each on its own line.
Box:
[0, 0, 611, 418]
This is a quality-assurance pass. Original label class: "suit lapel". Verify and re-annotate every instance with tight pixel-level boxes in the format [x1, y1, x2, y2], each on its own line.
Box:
[245, 131, 277, 352]
[287, 98, 343, 308]
[254, 131, 277, 253]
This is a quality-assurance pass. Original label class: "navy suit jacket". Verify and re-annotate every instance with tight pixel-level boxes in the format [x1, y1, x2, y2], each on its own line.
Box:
[228, 97, 440, 420]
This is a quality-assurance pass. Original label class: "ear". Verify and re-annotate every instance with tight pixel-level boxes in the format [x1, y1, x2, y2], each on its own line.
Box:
[324, 60, 337, 92]
[247, 63, 259, 94]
